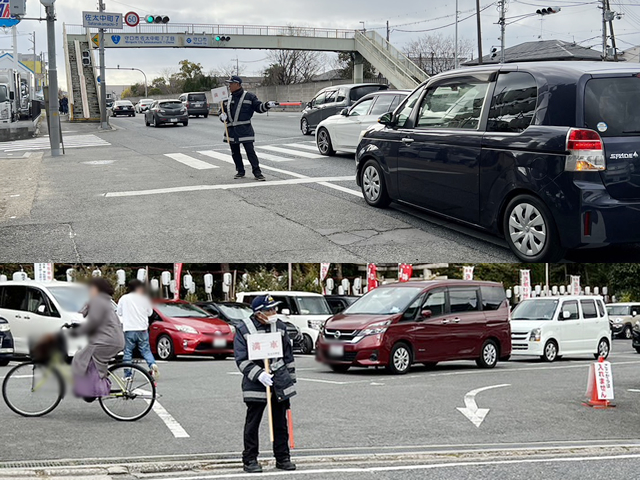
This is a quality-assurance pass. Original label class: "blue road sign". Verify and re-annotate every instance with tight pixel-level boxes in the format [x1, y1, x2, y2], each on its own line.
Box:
[0, 0, 20, 27]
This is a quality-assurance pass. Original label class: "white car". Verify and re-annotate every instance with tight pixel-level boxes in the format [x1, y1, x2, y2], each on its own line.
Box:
[510, 295, 611, 362]
[0, 280, 89, 358]
[236, 291, 333, 354]
[135, 98, 154, 113]
[315, 90, 408, 156]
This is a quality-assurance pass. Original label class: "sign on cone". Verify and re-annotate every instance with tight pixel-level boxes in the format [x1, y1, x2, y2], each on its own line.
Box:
[584, 357, 615, 409]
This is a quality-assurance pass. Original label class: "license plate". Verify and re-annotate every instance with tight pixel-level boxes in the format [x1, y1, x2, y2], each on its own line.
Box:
[194, 102, 202, 106]
[329, 344, 344, 357]
[213, 338, 226, 348]
[170, 118, 178, 123]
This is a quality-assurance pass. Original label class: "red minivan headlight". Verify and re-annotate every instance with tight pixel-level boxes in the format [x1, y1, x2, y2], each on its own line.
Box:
[361, 320, 392, 336]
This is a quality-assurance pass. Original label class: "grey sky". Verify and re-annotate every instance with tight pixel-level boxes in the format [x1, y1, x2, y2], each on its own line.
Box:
[1, 0, 639, 90]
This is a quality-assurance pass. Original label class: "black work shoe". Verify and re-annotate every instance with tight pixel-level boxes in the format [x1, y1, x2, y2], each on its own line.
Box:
[234, 173, 245, 179]
[275, 460, 296, 471]
[254, 174, 266, 181]
[243, 461, 262, 473]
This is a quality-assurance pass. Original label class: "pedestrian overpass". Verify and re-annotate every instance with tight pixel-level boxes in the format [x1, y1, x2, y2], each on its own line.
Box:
[63, 23, 429, 122]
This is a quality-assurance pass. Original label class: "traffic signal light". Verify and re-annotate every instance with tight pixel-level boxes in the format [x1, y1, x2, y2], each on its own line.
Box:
[536, 7, 561, 15]
[490, 47, 498, 59]
[215, 35, 231, 42]
[145, 15, 170, 24]
[81, 51, 91, 67]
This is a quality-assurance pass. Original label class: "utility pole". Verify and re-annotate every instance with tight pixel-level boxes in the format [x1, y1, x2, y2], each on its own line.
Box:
[454, 0, 459, 68]
[29, 32, 37, 92]
[98, 0, 109, 129]
[498, 0, 507, 63]
[601, 0, 607, 60]
[476, 0, 483, 64]
[42, 0, 61, 156]
[606, 0, 619, 61]
[386, 20, 390, 42]
[236, 57, 239, 76]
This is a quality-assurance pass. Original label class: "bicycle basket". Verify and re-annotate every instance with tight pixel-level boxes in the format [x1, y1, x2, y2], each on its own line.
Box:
[29, 333, 67, 363]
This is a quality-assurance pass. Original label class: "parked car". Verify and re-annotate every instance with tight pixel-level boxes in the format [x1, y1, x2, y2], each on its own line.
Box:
[606, 303, 640, 339]
[316, 280, 511, 374]
[149, 300, 234, 360]
[510, 296, 610, 362]
[0, 316, 14, 366]
[135, 98, 154, 113]
[237, 291, 333, 354]
[356, 62, 640, 262]
[301, 83, 389, 135]
[325, 295, 360, 314]
[0, 281, 89, 358]
[145, 99, 188, 127]
[111, 100, 135, 117]
[179, 92, 210, 117]
[316, 90, 408, 155]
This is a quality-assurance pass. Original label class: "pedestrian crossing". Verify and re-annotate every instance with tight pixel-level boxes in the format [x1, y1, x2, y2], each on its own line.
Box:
[0, 134, 111, 152]
[258, 145, 324, 159]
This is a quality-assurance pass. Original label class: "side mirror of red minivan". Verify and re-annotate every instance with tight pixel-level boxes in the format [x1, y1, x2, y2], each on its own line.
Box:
[421, 309, 432, 319]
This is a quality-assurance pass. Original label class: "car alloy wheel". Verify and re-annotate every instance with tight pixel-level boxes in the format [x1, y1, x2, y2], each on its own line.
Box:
[301, 118, 310, 135]
[317, 128, 334, 156]
[508, 202, 547, 257]
[392, 345, 410, 374]
[483, 342, 497, 367]
[543, 340, 557, 362]
[596, 339, 610, 359]
[624, 325, 633, 339]
[156, 336, 173, 360]
[363, 165, 381, 202]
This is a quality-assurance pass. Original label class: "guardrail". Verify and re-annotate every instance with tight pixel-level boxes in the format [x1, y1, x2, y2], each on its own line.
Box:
[64, 23, 356, 39]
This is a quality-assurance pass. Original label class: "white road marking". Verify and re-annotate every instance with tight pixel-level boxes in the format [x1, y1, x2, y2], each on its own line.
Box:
[104, 176, 355, 197]
[317, 181, 362, 197]
[258, 145, 324, 159]
[140, 389, 189, 438]
[164, 153, 219, 170]
[283, 143, 321, 152]
[628, 389, 640, 393]
[151, 453, 640, 479]
[256, 152, 295, 162]
[199, 150, 307, 178]
[1, 134, 110, 152]
[457, 384, 511, 427]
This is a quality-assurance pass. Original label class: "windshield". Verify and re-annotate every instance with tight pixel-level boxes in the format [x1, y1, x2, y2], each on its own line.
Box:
[160, 101, 182, 108]
[188, 93, 206, 101]
[0, 85, 7, 102]
[511, 299, 559, 320]
[344, 287, 423, 315]
[155, 303, 211, 318]
[47, 286, 90, 313]
[294, 296, 331, 315]
[218, 304, 253, 321]
[607, 305, 630, 316]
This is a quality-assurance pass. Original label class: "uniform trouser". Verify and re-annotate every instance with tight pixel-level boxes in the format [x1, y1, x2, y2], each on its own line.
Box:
[230, 142, 262, 176]
[243, 397, 290, 464]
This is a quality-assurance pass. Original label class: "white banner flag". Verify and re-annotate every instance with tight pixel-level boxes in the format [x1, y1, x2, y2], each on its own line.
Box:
[463, 266, 474, 280]
[520, 270, 531, 300]
[34, 263, 54, 282]
[570, 275, 581, 296]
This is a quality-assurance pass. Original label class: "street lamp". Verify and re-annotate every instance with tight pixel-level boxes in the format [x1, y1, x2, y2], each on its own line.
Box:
[117, 66, 148, 97]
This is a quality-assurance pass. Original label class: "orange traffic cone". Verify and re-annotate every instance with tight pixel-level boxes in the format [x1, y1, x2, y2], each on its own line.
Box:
[583, 356, 616, 409]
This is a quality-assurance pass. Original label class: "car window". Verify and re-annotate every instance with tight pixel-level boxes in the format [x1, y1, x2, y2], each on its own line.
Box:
[350, 85, 385, 102]
[585, 77, 640, 137]
[581, 299, 598, 319]
[336, 88, 347, 103]
[395, 88, 423, 128]
[390, 94, 404, 111]
[423, 289, 446, 317]
[481, 286, 506, 311]
[487, 72, 537, 133]
[349, 98, 374, 117]
[324, 90, 338, 104]
[272, 296, 298, 315]
[449, 287, 479, 313]
[1, 285, 26, 311]
[188, 93, 206, 101]
[369, 95, 396, 116]
[160, 101, 182, 108]
[312, 92, 327, 107]
[561, 300, 579, 320]
[597, 301, 606, 317]
[294, 296, 331, 315]
[26, 288, 48, 314]
[417, 78, 489, 130]
[402, 294, 424, 320]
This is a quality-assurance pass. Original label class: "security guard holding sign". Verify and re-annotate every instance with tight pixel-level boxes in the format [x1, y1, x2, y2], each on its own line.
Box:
[220, 76, 278, 181]
[234, 295, 297, 473]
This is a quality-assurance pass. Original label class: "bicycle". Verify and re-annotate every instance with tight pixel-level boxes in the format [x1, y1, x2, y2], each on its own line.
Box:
[2, 324, 156, 421]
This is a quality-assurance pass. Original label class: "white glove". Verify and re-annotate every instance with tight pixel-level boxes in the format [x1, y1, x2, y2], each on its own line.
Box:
[258, 371, 273, 387]
[219, 112, 228, 122]
[266, 101, 278, 109]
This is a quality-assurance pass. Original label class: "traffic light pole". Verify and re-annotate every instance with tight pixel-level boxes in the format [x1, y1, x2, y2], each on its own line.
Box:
[44, 1, 61, 156]
[98, 0, 108, 129]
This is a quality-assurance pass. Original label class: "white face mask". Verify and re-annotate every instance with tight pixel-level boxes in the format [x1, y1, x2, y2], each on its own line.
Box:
[265, 313, 278, 324]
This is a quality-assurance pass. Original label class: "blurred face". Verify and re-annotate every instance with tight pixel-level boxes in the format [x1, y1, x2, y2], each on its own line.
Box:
[256, 308, 277, 324]
[229, 82, 241, 93]
[89, 285, 100, 298]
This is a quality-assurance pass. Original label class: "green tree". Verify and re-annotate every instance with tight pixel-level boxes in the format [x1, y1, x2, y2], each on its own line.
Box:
[335, 52, 376, 80]
[178, 60, 204, 81]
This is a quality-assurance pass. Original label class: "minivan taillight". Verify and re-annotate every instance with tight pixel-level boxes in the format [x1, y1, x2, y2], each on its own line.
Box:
[565, 128, 606, 171]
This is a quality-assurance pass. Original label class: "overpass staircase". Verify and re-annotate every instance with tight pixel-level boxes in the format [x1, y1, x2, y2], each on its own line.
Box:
[63, 28, 101, 122]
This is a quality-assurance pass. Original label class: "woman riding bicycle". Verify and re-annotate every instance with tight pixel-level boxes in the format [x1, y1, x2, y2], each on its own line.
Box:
[69, 278, 125, 401]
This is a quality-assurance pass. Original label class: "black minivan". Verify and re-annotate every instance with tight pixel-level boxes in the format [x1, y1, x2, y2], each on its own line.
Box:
[356, 62, 640, 262]
[301, 83, 388, 135]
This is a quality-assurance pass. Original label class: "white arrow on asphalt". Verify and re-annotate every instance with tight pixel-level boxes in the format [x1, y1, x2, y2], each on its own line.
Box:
[456, 384, 510, 427]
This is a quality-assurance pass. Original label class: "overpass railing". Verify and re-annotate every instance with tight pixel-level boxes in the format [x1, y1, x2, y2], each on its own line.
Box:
[64, 23, 356, 39]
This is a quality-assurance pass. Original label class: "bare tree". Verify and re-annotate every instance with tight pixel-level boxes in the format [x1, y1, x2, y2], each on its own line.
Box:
[404, 33, 475, 75]
[213, 63, 247, 79]
[262, 50, 325, 85]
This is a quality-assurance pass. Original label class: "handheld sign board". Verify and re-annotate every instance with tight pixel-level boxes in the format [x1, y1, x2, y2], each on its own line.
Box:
[247, 332, 283, 361]
[211, 86, 229, 103]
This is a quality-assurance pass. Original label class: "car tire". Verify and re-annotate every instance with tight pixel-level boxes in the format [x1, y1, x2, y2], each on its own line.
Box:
[541, 339, 558, 362]
[153, 116, 159, 128]
[329, 364, 350, 373]
[214, 354, 228, 361]
[361, 159, 391, 208]
[183, 121, 188, 127]
[156, 335, 175, 361]
[0, 359, 9, 367]
[476, 340, 499, 369]
[301, 118, 311, 135]
[204, 113, 209, 118]
[131, 113, 135, 117]
[594, 338, 610, 359]
[300, 334, 314, 355]
[502, 194, 566, 262]
[317, 128, 336, 156]
[635, 347, 640, 354]
[145, 118, 150, 127]
[623, 325, 633, 340]
[386, 343, 412, 375]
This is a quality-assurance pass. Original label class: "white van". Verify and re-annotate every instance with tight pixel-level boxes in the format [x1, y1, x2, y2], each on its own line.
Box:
[236, 291, 332, 354]
[0, 280, 90, 357]
[510, 296, 611, 362]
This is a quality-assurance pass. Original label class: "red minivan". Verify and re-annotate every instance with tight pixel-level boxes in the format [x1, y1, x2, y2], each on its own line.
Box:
[316, 280, 511, 374]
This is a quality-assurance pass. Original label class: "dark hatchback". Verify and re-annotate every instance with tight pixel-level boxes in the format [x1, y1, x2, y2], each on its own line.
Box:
[301, 83, 389, 135]
[145, 99, 189, 127]
[0, 316, 14, 366]
[356, 62, 640, 262]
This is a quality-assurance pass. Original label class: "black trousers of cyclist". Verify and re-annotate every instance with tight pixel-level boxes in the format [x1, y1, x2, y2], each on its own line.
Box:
[230, 142, 262, 177]
[243, 398, 290, 464]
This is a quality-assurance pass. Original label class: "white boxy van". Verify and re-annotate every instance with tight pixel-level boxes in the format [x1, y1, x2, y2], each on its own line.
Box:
[510, 296, 611, 362]
[0, 281, 90, 357]
[236, 291, 333, 354]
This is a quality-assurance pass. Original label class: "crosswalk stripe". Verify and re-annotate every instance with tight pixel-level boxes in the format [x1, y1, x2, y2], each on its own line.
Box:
[0, 134, 110, 152]
[256, 152, 294, 162]
[257, 145, 324, 159]
[164, 153, 219, 170]
[283, 143, 321, 152]
[198, 150, 307, 178]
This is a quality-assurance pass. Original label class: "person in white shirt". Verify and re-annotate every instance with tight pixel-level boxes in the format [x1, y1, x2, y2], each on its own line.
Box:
[117, 279, 158, 379]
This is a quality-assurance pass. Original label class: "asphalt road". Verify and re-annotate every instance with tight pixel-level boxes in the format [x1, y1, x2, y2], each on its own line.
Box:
[2, 112, 639, 262]
[2, 338, 640, 478]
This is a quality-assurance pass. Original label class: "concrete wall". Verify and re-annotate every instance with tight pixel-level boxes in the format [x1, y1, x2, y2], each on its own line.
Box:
[252, 80, 354, 104]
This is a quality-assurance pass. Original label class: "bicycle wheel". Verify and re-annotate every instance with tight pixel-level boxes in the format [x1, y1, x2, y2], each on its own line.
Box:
[99, 363, 156, 421]
[2, 362, 64, 417]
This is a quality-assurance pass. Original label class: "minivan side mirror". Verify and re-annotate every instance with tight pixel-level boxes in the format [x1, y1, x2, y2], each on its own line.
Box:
[633, 311, 638, 317]
[281, 308, 291, 316]
[36, 304, 47, 314]
[378, 112, 394, 127]
[306, 101, 312, 108]
[340, 108, 349, 116]
[562, 311, 571, 320]
[420, 309, 432, 319]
